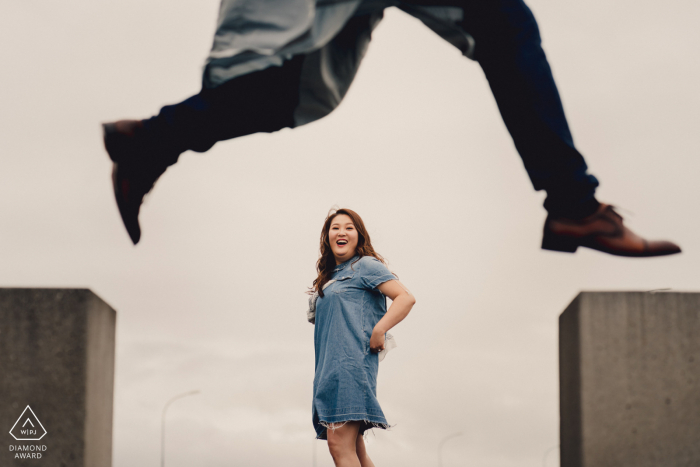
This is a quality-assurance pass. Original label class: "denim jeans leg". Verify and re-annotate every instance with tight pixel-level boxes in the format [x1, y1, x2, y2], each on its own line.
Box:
[461, 0, 600, 218]
[141, 55, 306, 165]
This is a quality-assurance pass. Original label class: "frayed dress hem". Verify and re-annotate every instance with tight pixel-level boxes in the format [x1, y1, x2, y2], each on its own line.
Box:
[315, 417, 392, 440]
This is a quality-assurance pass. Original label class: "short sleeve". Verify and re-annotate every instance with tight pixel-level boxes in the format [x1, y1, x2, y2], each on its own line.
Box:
[359, 257, 397, 290]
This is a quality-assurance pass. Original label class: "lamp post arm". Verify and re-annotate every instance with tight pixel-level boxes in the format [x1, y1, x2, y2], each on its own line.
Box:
[438, 432, 463, 467]
[161, 390, 200, 467]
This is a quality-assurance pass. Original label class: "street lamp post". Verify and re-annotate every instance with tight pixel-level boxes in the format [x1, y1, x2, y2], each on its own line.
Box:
[312, 438, 317, 467]
[542, 444, 559, 467]
[438, 432, 463, 467]
[161, 390, 200, 467]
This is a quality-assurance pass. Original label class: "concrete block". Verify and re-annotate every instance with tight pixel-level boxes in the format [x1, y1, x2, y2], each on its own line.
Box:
[0, 288, 116, 467]
[560, 292, 700, 467]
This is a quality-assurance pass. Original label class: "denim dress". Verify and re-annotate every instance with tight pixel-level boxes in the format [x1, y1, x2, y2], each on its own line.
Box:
[312, 255, 397, 439]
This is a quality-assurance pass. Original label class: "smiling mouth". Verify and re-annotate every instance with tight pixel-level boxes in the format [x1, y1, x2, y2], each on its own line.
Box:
[337, 240, 348, 246]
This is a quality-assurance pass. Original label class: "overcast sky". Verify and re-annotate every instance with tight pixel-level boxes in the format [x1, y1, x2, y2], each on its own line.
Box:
[1, 1, 698, 466]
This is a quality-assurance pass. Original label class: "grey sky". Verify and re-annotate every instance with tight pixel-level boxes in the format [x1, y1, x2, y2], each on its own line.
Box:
[0, 0, 698, 466]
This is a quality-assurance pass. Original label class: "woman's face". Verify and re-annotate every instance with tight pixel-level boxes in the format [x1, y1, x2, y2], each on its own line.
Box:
[329, 214, 359, 265]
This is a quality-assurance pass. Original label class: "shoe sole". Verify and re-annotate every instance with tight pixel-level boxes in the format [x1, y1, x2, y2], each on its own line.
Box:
[102, 123, 122, 163]
[542, 230, 681, 257]
[111, 162, 141, 245]
[541, 228, 578, 253]
[103, 123, 141, 245]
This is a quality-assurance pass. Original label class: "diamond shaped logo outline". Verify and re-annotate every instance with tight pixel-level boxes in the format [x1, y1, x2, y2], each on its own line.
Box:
[9, 406, 47, 441]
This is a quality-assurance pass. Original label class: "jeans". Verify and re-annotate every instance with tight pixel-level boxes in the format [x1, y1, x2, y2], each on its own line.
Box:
[143, 0, 600, 218]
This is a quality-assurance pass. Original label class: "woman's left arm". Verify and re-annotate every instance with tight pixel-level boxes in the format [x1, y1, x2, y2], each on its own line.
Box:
[370, 280, 416, 353]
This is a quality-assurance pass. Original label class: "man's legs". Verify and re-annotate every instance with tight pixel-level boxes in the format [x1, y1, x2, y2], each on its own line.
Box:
[397, 0, 678, 255]
[104, 11, 383, 244]
[103, 55, 307, 244]
[453, 0, 679, 255]
[459, 0, 599, 218]
[143, 54, 307, 163]
[119, 9, 380, 169]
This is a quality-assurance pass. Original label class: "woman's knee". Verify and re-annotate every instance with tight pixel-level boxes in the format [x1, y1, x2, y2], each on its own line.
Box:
[328, 438, 353, 459]
[326, 422, 360, 459]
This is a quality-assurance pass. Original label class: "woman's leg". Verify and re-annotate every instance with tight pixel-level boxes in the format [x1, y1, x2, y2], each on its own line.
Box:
[326, 422, 362, 467]
[356, 432, 376, 467]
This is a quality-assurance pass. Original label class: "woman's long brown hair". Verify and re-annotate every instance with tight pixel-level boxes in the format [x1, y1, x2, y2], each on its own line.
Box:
[311, 208, 386, 297]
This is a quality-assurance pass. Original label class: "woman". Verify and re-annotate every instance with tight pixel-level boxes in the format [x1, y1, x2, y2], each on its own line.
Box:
[309, 208, 416, 467]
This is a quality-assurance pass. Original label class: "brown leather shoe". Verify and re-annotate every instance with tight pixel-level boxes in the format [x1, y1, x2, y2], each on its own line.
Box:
[542, 204, 681, 257]
[102, 120, 172, 245]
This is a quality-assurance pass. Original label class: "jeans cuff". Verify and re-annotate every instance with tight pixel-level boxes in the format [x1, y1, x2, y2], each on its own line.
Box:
[546, 195, 600, 219]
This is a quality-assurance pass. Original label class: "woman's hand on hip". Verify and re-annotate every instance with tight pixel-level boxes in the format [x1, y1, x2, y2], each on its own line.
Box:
[370, 328, 386, 353]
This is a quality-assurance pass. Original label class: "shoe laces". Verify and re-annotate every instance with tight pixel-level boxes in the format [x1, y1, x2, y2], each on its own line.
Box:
[610, 205, 635, 218]
[602, 204, 635, 225]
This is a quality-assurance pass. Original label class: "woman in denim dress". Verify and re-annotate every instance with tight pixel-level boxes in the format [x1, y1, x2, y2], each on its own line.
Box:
[310, 208, 416, 467]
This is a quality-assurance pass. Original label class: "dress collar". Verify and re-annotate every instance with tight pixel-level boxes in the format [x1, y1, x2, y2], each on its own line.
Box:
[333, 255, 359, 272]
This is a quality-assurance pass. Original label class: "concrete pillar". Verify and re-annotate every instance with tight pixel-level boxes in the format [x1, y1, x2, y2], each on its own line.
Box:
[560, 292, 700, 467]
[0, 288, 116, 467]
